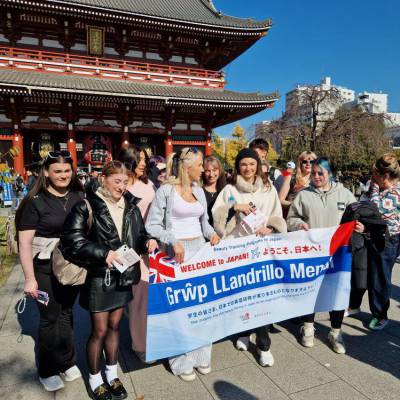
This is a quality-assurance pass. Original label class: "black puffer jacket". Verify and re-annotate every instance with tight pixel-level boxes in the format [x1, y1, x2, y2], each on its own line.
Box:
[341, 200, 387, 289]
[61, 186, 152, 280]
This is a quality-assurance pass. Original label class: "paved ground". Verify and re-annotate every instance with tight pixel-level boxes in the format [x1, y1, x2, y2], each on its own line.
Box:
[1, 261, 400, 400]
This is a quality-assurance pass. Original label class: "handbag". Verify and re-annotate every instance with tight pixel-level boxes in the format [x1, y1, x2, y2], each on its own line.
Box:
[52, 199, 93, 286]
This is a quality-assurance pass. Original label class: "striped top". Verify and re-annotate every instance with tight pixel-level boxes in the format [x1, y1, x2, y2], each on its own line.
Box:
[369, 182, 400, 236]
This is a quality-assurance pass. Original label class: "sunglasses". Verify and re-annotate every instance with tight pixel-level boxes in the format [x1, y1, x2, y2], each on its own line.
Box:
[301, 159, 315, 165]
[311, 171, 325, 177]
[46, 151, 72, 160]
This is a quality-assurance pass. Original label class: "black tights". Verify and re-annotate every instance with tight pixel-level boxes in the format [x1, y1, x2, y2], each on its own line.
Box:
[87, 307, 124, 374]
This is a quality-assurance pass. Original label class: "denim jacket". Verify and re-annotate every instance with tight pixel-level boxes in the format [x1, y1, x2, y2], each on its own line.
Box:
[145, 184, 215, 245]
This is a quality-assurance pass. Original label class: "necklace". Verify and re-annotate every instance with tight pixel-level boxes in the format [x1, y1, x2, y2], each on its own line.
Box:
[56, 193, 70, 211]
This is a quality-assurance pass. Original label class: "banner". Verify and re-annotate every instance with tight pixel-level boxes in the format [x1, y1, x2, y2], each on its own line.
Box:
[146, 222, 355, 361]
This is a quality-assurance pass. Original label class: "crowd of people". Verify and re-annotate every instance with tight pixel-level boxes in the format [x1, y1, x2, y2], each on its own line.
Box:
[15, 140, 400, 400]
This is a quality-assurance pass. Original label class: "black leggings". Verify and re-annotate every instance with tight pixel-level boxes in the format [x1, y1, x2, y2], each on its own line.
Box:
[240, 325, 271, 352]
[303, 311, 344, 329]
[34, 266, 80, 378]
[87, 307, 124, 374]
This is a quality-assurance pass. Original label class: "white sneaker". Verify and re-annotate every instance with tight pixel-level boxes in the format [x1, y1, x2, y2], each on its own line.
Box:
[328, 329, 346, 354]
[257, 348, 274, 367]
[39, 375, 65, 391]
[178, 371, 196, 382]
[236, 336, 250, 351]
[60, 365, 82, 382]
[300, 323, 315, 348]
[344, 308, 361, 317]
[196, 365, 211, 375]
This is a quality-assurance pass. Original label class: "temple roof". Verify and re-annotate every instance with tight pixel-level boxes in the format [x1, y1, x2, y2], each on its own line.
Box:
[0, 69, 277, 107]
[47, 0, 271, 30]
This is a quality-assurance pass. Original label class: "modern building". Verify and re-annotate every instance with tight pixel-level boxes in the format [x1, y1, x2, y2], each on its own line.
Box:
[0, 0, 278, 173]
[355, 92, 388, 114]
[284, 77, 355, 128]
[386, 112, 400, 148]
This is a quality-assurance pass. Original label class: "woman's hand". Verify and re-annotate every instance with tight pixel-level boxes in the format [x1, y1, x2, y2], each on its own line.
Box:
[354, 221, 365, 233]
[255, 226, 273, 237]
[146, 239, 159, 253]
[173, 242, 185, 264]
[298, 223, 309, 231]
[209, 234, 221, 246]
[105, 250, 124, 268]
[233, 203, 254, 215]
[24, 277, 38, 299]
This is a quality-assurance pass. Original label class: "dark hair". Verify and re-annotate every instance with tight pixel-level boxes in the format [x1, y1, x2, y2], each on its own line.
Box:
[249, 138, 269, 152]
[232, 151, 270, 188]
[202, 155, 227, 192]
[15, 155, 82, 231]
[118, 145, 149, 184]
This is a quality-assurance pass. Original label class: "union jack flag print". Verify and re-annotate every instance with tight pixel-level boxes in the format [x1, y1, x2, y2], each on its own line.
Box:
[149, 251, 177, 284]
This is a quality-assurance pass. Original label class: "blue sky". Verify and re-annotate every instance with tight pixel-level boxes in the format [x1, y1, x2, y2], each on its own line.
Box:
[214, 0, 400, 137]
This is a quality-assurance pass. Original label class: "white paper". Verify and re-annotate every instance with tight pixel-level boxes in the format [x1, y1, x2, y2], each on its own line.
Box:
[113, 245, 141, 273]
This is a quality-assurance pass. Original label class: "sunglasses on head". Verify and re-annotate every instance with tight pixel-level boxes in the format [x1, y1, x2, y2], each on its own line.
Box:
[301, 159, 315, 165]
[46, 151, 72, 160]
[181, 147, 199, 157]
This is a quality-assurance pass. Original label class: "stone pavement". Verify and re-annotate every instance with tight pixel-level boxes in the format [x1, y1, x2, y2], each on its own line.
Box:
[1, 261, 400, 400]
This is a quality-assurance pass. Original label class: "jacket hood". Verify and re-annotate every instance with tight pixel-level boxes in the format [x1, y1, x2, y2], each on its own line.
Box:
[309, 181, 344, 195]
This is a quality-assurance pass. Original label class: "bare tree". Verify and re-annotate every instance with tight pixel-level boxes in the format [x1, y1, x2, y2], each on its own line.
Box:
[282, 84, 344, 152]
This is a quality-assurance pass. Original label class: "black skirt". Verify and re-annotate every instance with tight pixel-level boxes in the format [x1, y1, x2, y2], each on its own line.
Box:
[80, 269, 133, 312]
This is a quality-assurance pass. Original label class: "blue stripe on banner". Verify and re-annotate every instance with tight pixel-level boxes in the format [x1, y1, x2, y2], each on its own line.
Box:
[148, 246, 351, 315]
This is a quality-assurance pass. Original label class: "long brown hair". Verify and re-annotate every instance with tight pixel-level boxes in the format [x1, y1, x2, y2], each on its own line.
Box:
[15, 155, 82, 231]
[373, 153, 400, 180]
[202, 155, 226, 192]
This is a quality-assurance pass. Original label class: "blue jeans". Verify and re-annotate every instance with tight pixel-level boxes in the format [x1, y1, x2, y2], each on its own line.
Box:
[368, 233, 400, 320]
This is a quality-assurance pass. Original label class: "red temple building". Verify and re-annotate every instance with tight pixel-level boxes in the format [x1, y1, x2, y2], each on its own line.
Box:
[0, 0, 278, 173]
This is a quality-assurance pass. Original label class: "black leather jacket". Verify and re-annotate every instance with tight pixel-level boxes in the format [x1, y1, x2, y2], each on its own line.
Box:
[61, 186, 152, 280]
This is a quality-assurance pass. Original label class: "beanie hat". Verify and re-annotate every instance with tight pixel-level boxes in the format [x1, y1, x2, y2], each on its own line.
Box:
[235, 148, 260, 172]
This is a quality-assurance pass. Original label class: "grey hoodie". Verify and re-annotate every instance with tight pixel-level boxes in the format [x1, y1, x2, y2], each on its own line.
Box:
[287, 182, 356, 231]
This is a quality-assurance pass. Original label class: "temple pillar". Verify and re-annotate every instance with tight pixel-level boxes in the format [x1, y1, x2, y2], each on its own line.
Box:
[165, 128, 173, 158]
[205, 139, 212, 156]
[121, 126, 130, 149]
[67, 124, 77, 170]
[12, 125, 24, 175]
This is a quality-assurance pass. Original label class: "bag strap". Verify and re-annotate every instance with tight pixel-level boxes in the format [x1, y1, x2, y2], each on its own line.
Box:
[83, 199, 93, 230]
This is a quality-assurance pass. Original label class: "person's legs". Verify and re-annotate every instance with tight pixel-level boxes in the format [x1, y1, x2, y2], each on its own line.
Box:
[255, 325, 274, 367]
[300, 314, 315, 348]
[368, 235, 399, 327]
[328, 310, 346, 354]
[52, 274, 80, 374]
[349, 288, 366, 310]
[255, 325, 271, 351]
[34, 269, 64, 378]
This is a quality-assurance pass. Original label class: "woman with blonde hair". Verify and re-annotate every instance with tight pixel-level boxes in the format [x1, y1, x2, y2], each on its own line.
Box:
[146, 147, 220, 381]
[279, 150, 317, 216]
[365, 153, 400, 330]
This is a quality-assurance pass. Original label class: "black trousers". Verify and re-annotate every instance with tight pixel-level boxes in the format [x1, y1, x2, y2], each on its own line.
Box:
[368, 234, 400, 320]
[240, 325, 271, 352]
[303, 311, 344, 329]
[34, 263, 80, 378]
